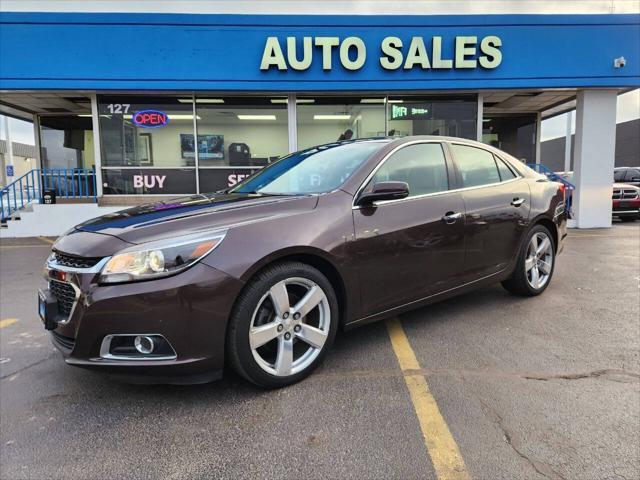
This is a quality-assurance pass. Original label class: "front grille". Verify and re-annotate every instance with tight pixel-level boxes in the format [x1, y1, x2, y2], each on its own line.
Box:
[51, 331, 76, 351]
[613, 189, 639, 200]
[53, 251, 103, 269]
[50, 280, 77, 316]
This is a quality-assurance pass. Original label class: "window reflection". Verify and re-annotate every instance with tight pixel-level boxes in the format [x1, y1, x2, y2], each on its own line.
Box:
[297, 97, 386, 150]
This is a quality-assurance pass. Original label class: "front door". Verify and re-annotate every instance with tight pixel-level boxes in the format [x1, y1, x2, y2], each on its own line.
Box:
[350, 142, 466, 318]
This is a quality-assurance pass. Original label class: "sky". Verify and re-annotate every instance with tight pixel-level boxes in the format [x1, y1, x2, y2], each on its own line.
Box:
[0, 115, 36, 145]
[1, 88, 639, 146]
[540, 89, 640, 141]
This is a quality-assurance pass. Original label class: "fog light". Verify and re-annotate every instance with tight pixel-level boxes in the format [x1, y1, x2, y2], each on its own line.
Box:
[134, 335, 155, 354]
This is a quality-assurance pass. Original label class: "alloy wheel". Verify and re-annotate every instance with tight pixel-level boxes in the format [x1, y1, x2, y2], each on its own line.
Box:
[525, 232, 553, 289]
[249, 277, 330, 377]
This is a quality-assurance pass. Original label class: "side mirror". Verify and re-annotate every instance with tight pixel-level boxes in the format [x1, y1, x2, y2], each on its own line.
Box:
[357, 181, 409, 206]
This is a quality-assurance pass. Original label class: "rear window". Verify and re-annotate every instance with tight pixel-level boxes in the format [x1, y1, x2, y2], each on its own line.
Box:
[451, 144, 501, 188]
[495, 157, 517, 181]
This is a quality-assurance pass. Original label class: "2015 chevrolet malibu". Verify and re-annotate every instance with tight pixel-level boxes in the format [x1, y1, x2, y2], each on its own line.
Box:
[39, 137, 567, 388]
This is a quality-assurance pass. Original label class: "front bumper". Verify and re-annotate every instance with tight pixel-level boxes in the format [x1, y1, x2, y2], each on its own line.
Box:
[612, 199, 640, 217]
[43, 259, 244, 384]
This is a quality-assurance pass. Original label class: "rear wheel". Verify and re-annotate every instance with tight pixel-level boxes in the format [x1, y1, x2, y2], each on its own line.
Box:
[502, 225, 555, 296]
[226, 262, 338, 388]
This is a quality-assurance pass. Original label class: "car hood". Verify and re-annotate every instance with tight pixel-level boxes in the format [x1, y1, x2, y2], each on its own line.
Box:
[72, 193, 319, 246]
[613, 182, 638, 189]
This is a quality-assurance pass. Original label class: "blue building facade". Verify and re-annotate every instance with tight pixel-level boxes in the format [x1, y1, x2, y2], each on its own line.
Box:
[0, 3, 638, 227]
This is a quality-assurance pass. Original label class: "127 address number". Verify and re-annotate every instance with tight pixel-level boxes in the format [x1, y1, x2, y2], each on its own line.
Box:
[105, 103, 131, 114]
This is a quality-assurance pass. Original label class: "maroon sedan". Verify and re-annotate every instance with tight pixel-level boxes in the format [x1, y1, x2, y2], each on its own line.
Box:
[39, 136, 567, 387]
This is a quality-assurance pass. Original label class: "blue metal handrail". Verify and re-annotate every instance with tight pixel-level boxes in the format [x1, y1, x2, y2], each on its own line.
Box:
[1, 168, 97, 223]
[526, 163, 576, 189]
[527, 163, 575, 215]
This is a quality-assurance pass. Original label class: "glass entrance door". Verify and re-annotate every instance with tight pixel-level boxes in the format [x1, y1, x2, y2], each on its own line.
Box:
[482, 113, 537, 164]
[39, 115, 94, 170]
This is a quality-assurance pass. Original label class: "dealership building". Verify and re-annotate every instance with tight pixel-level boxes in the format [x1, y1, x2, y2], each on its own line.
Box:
[0, 1, 639, 233]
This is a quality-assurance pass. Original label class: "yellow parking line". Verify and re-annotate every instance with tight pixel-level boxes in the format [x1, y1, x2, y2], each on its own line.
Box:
[38, 236, 55, 245]
[0, 318, 18, 329]
[386, 318, 470, 480]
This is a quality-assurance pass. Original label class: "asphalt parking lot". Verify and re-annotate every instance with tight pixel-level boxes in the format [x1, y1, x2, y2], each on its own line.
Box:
[1, 223, 639, 480]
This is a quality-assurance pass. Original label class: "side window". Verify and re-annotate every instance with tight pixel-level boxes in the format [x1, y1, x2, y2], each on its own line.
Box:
[451, 144, 501, 188]
[369, 143, 449, 197]
[614, 170, 626, 182]
[495, 156, 517, 181]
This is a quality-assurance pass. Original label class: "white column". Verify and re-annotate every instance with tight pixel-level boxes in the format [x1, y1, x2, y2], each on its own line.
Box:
[476, 94, 483, 142]
[33, 114, 42, 170]
[535, 112, 541, 164]
[287, 93, 297, 153]
[3, 116, 14, 181]
[90, 93, 104, 198]
[564, 111, 573, 173]
[572, 90, 618, 229]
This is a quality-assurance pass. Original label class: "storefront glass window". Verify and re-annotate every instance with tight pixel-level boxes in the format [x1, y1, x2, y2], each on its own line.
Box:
[386, 96, 477, 140]
[296, 97, 386, 150]
[195, 96, 288, 192]
[98, 96, 196, 194]
[39, 115, 94, 170]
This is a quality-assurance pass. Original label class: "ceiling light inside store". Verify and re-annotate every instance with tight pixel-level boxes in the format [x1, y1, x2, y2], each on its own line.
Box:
[123, 114, 200, 120]
[360, 99, 385, 104]
[237, 115, 277, 120]
[178, 98, 225, 104]
[314, 114, 351, 120]
[270, 99, 315, 104]
[387, 100, 404, 104]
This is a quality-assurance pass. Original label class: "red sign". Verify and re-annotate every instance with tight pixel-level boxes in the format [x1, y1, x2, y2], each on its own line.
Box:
[132, 110, 170, 128]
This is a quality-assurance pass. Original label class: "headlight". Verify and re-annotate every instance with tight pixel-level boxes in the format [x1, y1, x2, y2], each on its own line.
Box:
[99, 230, 227, 284]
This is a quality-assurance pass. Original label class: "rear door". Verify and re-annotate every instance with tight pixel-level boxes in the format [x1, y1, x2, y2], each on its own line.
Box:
[448, 143, 531, 280]
[351, 142, 466, 318]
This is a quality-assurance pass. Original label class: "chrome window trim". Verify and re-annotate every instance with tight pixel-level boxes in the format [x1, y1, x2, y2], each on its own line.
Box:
[353, 177, 523, 209]
[352, 139, 523, 210]
[99, 334, 177, 361]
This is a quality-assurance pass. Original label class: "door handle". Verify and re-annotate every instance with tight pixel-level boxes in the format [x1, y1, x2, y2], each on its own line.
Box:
[511, 198, 525, 207]
[442, 211, 463, 224]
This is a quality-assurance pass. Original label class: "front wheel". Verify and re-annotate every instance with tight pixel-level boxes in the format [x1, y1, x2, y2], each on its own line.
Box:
[226, 262, 338, 388]
[502, 225, 556, 296]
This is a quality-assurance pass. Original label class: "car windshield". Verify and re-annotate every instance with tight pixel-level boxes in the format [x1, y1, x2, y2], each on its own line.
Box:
[230, 141, 386, 195]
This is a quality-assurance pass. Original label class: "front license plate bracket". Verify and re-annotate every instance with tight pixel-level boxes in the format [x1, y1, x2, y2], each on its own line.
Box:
[38, 289, 60, 331]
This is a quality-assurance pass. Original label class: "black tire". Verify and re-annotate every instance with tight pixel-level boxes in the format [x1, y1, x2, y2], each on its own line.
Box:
[226, 261, 339, 388]
[501, 224, 556, 297]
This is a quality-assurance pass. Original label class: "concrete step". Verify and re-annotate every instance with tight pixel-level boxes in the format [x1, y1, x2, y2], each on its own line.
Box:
[0, 203, 129, 238]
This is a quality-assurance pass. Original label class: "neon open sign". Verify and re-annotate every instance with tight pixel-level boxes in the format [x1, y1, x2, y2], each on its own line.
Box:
[132, 110, 170, 128]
